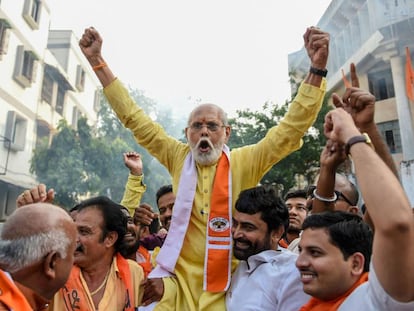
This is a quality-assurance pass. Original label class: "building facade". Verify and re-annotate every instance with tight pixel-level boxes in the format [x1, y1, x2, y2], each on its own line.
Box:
[0, 0, 100, 220]
[288, 0, 414, 205]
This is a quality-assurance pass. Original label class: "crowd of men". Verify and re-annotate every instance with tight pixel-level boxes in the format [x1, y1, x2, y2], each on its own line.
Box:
[0, 25, 413, 311]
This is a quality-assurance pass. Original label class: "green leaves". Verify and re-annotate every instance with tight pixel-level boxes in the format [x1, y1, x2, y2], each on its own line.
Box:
[228, 92, 331, 195]
[31, 88, 174, 210]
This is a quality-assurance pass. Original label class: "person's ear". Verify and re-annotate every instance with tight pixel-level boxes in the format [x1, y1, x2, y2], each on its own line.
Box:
[224, 126, 231, 143]
[184, 127, 189, 141]
[349, 252, 365, 276]
[43, 251, 58, 279]
[104, 231, 118, 248]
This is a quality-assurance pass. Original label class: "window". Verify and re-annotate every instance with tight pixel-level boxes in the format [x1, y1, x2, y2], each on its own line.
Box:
[22, 0, 42, 30]
[35, 120, 50, 149]
[377, 120, 402, 154]
[13, 45, 38, 88]
[0, 180, 25, 221]
[55, 86, 65, 115]
[41, 71, 54, 104]
[76, 65, 86, 91]
[4, 111, 28, 152]
[0, 19, 11, 58]
[93, 89, 102, 112]
[72, 107, 82, 128]
[368, 68, 395, 101]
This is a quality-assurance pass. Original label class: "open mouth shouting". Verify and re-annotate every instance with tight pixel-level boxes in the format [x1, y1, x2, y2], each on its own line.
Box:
[197, 138, 213, 153]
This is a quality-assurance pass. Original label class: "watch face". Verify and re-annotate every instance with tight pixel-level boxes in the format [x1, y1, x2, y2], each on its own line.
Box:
[362, 133, 372, 144]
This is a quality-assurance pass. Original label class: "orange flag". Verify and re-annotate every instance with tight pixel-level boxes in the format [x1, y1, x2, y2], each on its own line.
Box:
[341, 68, 351, 88]
[406, 47, 414, 102]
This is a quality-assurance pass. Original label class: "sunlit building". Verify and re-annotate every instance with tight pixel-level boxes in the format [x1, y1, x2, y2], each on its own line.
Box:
[288, 0, 414, 205]
[0, 0, 100, 220]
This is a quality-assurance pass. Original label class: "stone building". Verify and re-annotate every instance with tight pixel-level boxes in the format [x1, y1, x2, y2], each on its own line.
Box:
[288, 0, 414, 205]
[0, 0, 100, 220]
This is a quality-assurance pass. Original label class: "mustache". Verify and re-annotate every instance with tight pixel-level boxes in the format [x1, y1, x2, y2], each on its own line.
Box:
[233, 237, 251, 246]
[196, 138, 214, 149]
[75, 244, 84, 253]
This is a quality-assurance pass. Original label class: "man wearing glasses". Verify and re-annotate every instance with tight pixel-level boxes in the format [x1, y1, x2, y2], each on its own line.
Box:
[80, 26, 329, 311]
[307, 172, 360, 215]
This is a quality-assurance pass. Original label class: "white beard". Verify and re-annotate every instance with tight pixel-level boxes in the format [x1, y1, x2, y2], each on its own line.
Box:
[189, 137, 224, 166]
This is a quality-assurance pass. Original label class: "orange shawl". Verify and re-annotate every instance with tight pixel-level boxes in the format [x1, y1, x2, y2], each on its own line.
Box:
[300, 272, 368, 311]
[60, 253, 134, 311]
[0, 269, 32, 310]
[204, 151, 232, 292]
[137, 245, 152, 278]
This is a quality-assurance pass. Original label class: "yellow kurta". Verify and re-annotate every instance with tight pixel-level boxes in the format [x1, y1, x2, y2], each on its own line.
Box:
[48, 257, 144, 311]
[120, 173, 146, 216]
[104, 79, 326, 310]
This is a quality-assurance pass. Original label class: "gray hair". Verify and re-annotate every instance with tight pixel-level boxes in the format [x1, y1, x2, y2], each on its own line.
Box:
[0, 229, 71, 273]
[187, 104, 229, 126]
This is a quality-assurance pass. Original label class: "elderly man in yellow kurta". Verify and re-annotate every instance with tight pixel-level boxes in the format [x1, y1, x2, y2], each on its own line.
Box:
[80, 26, 330, 311]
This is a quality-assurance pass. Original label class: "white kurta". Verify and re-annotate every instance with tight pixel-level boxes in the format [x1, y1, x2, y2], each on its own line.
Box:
[339, 262, 414, 310]
[226, 248, 309, 311]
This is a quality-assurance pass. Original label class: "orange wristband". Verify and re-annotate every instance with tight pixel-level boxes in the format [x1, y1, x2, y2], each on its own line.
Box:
[93, 62, 107, 71]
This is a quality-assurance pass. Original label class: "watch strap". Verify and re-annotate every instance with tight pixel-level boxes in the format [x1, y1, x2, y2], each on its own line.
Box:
[345, 134, 369, 155]
[309, 66, 328, 77]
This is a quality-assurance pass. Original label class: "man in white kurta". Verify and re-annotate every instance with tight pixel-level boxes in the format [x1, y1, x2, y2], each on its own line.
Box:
[226, 248, 308, 310]
[227, 186, 309, 311]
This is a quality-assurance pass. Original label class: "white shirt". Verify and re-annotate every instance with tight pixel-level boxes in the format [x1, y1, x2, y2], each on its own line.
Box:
[226, 248, 309, 311]
[339, 262, 414, 310]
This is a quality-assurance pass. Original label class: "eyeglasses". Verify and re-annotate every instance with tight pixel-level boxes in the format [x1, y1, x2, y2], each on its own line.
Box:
[189, 122, 226, 132]
[306, 185, 355, 206]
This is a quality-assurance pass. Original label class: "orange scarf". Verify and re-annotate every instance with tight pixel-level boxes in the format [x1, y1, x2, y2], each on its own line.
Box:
[0, 269, 33, 310]
[137, 245, 152, 278]
[204, 151, 232, 292]
[300, 272, 368, 311]
[150, 146, 232, 293]
[60, 253, 134, 311]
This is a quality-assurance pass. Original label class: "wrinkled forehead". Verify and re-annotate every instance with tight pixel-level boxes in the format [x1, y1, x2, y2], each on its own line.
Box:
[188, 104, 224, 124]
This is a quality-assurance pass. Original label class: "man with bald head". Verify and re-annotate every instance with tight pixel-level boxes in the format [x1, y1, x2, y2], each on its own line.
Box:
[0, 203, 77, 310]
[309, 171, 360, 215]
[80, 26, 330, 310]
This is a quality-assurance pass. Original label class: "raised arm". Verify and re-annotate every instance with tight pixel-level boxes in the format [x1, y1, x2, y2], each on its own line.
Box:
[120, 152, 146, 216]
[311, 139, 346, 213]
[303, 27, 329, 88]
[79, 27, 115, 87]
[324, 108, 414, 302]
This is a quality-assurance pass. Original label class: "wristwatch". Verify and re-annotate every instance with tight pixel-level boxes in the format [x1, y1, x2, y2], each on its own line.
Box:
[345, 133, 373, 155]
[309, 66, 328, 77]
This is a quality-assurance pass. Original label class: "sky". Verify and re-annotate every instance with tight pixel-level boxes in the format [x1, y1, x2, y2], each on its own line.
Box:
[48, 0, 331, 118]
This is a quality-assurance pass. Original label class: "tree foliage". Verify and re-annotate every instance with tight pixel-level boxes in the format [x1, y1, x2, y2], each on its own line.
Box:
[31, 87, 179, 210]
[228, 89, 331, 195]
